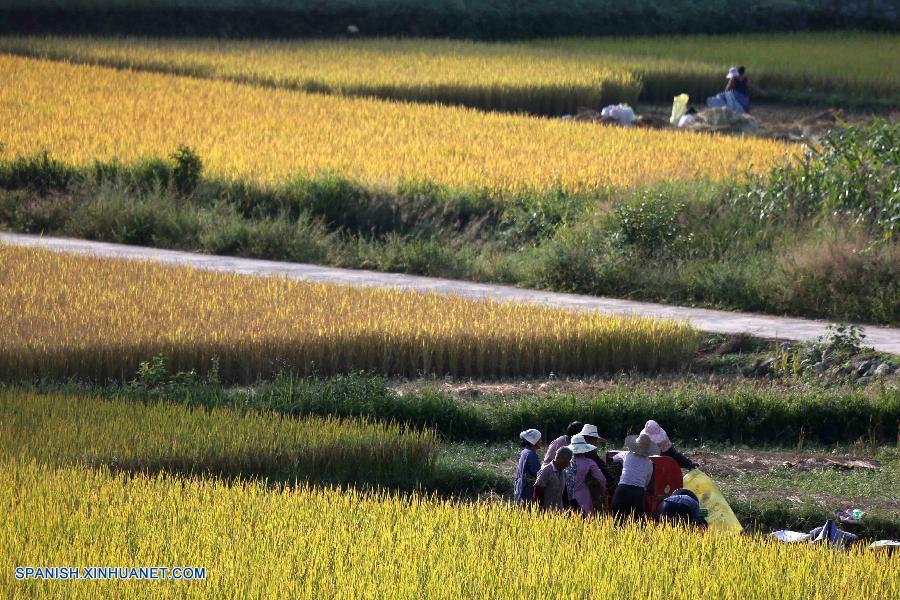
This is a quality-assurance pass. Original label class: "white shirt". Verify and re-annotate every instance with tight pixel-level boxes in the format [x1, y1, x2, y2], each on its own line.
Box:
[613, 451, 653, 488]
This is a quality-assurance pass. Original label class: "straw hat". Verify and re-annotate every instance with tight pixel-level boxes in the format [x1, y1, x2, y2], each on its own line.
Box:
[520, 429, 542, 445]
[579, 424, 607, 442]
[625, 433, 660, 457]
[640, 420, 672, 452]
[567, 434, 597, 455]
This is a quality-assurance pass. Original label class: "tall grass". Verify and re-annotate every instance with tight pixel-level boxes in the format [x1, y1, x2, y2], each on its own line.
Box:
[0, 389, 438, 488]
[0, 245, 701, 381]
[3, 459, 897, 597]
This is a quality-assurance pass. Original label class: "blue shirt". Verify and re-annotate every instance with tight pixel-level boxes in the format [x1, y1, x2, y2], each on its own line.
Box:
[514, 447, 540, 502]
[659, 495, 703, 523]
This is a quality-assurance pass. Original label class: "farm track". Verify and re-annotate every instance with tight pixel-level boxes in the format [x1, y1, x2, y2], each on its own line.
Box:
[3, 231, 899, 354]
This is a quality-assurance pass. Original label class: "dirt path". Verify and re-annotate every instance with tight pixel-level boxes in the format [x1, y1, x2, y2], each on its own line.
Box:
[3, 231, 899, 354]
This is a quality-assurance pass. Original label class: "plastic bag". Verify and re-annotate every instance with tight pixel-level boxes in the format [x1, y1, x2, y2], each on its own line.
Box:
[683, 469, 743, 534]
[670, 93, 689, 125]
[772, 530, 812, 543]
[600, 104, 635, 126]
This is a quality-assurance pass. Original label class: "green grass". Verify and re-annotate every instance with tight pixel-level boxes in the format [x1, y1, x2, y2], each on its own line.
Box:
[14, 371, 900, 446]
[724, 449, 900, 508]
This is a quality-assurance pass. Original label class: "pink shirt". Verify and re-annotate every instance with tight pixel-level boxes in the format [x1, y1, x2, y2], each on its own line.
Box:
[572, 455, 606, 517]
[543, 435, 568, 465]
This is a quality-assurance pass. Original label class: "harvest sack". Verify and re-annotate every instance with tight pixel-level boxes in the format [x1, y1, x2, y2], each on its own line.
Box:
[683, 469, 743, 534]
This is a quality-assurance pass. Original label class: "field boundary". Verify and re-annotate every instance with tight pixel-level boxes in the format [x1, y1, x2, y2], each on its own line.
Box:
[4, 231, 899, 353]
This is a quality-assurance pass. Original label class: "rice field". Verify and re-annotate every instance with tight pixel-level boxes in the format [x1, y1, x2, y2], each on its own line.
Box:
[0, 33, 896, 111]
[0, 36, 643, 113]
[0, 389, 439, 487]
[0, 245, 700, 381]
[550, 32, 900, 103]
[0, 54, 789, 195]
[2, 459, 897, 598]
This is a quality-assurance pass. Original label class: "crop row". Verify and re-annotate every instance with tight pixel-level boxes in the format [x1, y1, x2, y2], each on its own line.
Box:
[3, 459, 896, 597]
[0, 245, 700, 381]
[0, 389, 437, 488]
[0, 54, 788, 195]
[0, 33, 895, 112]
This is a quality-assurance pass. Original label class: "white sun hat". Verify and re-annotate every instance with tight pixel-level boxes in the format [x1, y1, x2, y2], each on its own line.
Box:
[520, 429, 542, 446]
[640, 420, 672, 452]
[726, 67, 739, 79]
[625, 433, 661, 457]
[567, 434, 597, 455]
[579, 424, 607, 442]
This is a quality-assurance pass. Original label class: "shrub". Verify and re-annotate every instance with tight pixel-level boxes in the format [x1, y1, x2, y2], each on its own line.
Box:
[739, 120, 900, 239]
[612, 191, 692, 257]
[170, 145, 202, 195]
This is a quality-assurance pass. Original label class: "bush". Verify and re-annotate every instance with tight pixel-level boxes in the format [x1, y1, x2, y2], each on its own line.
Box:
[0, 151, 79, 193]
[612, 192, 690, 256]
[170, 145, 202, 195]
[739, 120, 900, 239]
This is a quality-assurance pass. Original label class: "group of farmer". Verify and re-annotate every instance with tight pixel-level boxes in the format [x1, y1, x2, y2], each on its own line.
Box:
[515, 420, 707, 527]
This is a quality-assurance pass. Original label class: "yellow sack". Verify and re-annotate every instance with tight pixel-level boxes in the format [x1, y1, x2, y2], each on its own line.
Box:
[683, 469, 743, 534]
[669, 93, 689, 125]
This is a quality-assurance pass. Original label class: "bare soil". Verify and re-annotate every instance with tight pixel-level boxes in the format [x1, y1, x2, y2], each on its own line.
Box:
[595, 102, 897, 143]
[694, 448, 879, 478]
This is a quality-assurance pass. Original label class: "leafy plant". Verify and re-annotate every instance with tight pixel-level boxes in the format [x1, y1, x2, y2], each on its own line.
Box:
[170, 145, 202, 195]
[612, 192, 692, 256]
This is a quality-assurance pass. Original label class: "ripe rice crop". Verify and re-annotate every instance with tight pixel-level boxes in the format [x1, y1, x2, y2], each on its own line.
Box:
[0, 36, 642, 113]
[0, 245, 700, 381]
[0, 33, 895, 108]
[0, 54, 789, 196]
[549, 32, 900, 105]
[0, 389, 438, 487]
[2, 459, 897, 598]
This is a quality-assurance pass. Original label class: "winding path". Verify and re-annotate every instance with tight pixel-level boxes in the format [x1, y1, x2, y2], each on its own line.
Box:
[3, 231, 898, 354]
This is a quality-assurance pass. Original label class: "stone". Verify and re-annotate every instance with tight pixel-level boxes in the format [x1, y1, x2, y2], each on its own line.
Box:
[874, 363, 895, 377]
[855, 359, 874, 376]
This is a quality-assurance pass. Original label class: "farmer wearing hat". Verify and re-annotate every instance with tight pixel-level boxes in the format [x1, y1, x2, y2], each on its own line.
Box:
[611, 433, 659, 519]
[640, 420, 697, 470]
[567, 434, 607, 517]
[514, 428, 542, 503]
[577, 423, 613, 480]
[706, 65, 751, 113]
